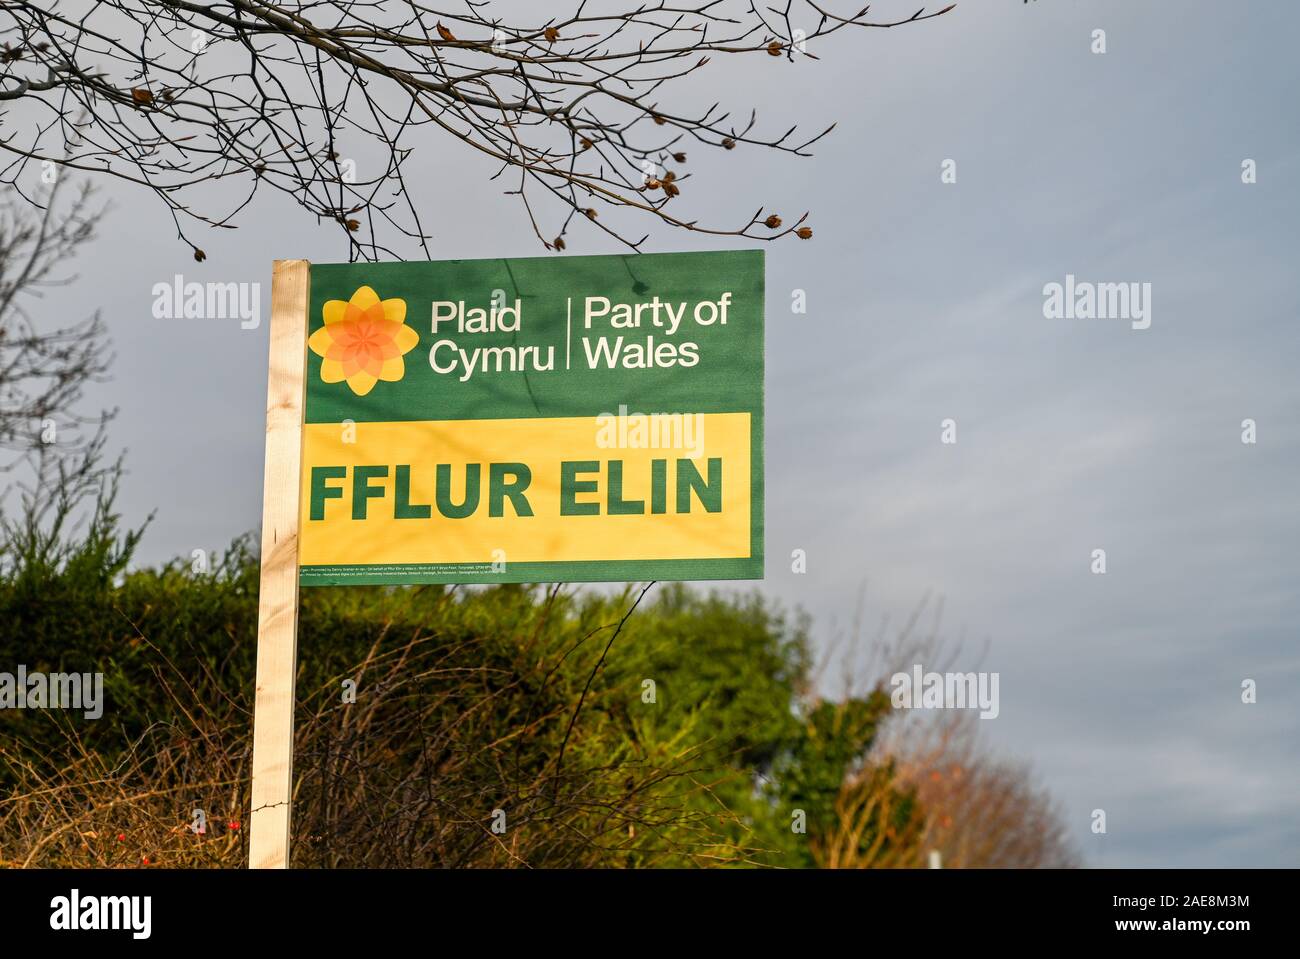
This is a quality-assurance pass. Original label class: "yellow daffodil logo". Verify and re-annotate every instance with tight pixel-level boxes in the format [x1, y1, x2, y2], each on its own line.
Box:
[309, 286, 418, 396]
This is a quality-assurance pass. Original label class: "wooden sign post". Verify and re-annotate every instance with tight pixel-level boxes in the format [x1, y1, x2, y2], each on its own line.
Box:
[249, 259, 310, 869]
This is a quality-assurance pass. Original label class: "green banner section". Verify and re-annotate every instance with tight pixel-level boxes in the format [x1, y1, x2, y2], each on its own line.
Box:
[306, 250, 762, 423]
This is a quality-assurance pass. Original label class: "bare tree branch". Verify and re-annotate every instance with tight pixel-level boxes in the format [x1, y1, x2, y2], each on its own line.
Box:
[0, 0, 954, 258]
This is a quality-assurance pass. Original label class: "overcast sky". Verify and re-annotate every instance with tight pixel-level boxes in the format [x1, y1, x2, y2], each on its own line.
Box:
[18, 0, 1299, 866]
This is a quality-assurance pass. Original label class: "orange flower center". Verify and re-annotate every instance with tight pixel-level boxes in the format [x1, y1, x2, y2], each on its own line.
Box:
[329, 301, 405, 378]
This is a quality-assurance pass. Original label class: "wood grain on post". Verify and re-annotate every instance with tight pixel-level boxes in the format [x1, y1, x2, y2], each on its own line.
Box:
[249, 259, 310, 869]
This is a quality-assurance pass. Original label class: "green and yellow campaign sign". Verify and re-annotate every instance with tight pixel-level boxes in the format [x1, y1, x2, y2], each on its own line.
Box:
[297, 250, 764, 585]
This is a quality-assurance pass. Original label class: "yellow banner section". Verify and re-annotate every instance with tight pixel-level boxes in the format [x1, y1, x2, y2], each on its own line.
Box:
[299, 414, 752, 566]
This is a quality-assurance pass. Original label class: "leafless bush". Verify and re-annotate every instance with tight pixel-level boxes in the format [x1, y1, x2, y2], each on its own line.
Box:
[812, 591, 1080, 868]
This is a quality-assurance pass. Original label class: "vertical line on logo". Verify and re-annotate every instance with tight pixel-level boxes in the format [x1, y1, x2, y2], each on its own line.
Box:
[566, 296, 572, 370]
